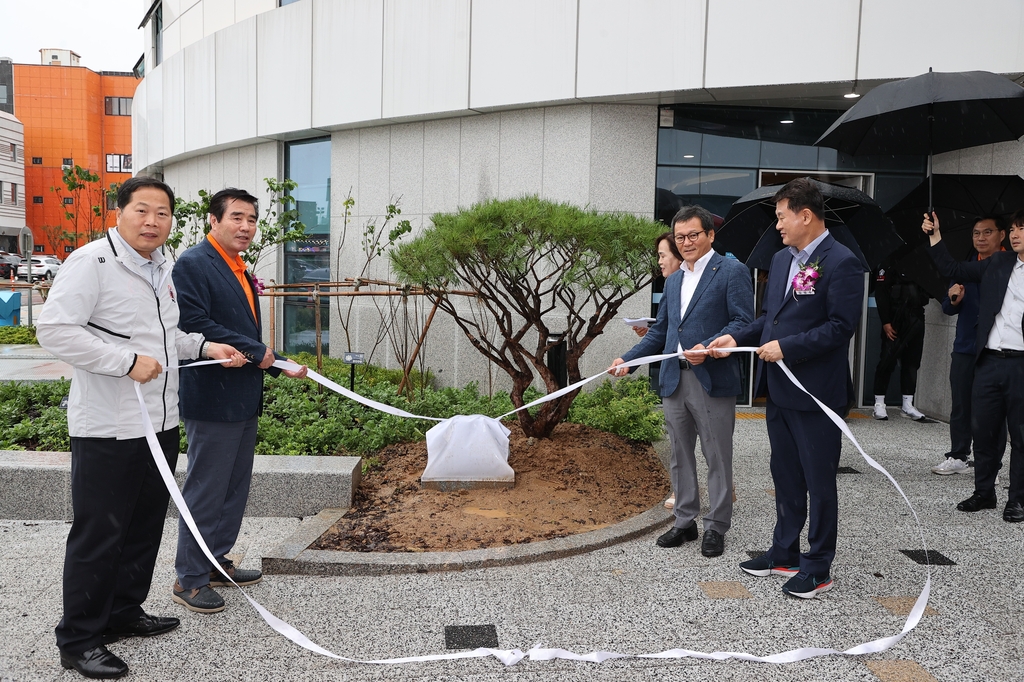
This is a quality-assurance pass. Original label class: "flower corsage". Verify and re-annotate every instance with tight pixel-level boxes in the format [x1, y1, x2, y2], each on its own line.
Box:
[791, 259, 821, 297]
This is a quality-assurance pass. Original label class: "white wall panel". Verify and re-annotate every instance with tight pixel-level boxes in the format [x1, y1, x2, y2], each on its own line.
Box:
[162, 17, 182, 61]
[163, 0, 181, 26]
[180, 0, 201, 14]
[469, 0, 577, 109]
[145, 67, 163, 171]
[236, 0, 275, 22]
[203, 0, 235, 35]
[858, 0, 1024, 79]
[705, 0, 859, 88]
[312, 0, 384, 127]
[161, 56, 185, 159]
[183, 38, 217, 152]
[132, 78, 149, 173]
[216, 17, 258, 144]
[498, 109, 544, 198]
[383, 0, 470, 118]
[257, 1, 313, 136]
[178, 3, 205, 51]
[577, 0, 704, 98]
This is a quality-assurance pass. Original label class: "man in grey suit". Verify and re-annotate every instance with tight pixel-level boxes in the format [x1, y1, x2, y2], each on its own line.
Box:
[611, 205, 754, 557]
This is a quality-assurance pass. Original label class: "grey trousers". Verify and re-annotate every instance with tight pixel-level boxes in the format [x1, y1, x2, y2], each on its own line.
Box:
[662, 369, 736, 534]
[175, 416, 259, 590]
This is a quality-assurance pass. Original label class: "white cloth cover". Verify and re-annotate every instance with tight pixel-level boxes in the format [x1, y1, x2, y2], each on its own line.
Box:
[422, 414, 515, 484]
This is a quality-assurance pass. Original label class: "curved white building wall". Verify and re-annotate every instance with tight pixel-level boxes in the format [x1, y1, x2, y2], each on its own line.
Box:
[136, 0, 1024, 395]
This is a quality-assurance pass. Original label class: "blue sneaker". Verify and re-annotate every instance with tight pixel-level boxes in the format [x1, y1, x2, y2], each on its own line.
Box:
[739, 554, 799, 577]
[781, 571, 833, 598]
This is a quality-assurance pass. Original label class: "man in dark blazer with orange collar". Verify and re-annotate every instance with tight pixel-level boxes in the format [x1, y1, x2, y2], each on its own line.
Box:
[923, 209, 1024, 523]
[170, 188, 307, 613]
[710, 178, 864, 599]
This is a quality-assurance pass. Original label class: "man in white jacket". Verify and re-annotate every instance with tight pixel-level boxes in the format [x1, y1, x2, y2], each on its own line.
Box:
[37, 177, 245, 680]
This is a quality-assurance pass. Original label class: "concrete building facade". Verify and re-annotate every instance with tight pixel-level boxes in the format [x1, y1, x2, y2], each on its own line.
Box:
[131, 0, 1024, 418]
[0, 111, 26, 254]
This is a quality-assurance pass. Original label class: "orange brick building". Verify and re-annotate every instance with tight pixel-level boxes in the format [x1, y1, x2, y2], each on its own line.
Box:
[10, 53, 136, 256]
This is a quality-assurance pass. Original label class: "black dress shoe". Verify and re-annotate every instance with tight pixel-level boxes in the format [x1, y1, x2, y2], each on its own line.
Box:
[1003, 501, 1024, 523]
[700, 529, 725, 557]
[656, 522, 698, 547]
[60, 645, 128, 679]
[102, 613, 180, 644]
[956, 492, 998, 512]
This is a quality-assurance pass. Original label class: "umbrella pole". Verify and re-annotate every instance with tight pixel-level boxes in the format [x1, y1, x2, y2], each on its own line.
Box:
[927, 102, 934, 214]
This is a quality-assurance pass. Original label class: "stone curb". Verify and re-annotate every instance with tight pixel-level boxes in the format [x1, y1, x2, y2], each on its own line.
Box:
[262, 504, 674, 576]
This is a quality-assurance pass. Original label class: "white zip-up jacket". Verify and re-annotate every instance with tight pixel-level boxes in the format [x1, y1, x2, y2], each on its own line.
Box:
[37, 229, 205, 439]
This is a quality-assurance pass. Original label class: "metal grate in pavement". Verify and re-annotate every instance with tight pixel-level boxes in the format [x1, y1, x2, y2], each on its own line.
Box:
[445, 624, 498, 649]
[899, 549, 956, 565]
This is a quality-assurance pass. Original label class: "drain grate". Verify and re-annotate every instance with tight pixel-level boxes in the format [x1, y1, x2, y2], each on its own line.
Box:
[745, 550, 766, 559]
[899, 549, 956, 565]
[837, 466, 861, 474]
[445, 624, 498, 649]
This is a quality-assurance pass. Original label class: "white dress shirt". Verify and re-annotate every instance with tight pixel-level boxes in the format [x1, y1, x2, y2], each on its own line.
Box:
[985, 257, 1024, 352]
[679, 248, 716, 321]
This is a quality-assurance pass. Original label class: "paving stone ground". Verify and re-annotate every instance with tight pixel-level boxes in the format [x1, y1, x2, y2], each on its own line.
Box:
[2, 404, 1021, 681]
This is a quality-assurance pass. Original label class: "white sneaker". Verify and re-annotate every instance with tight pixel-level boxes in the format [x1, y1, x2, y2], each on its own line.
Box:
[664, 496, 675, 509]
[901, 405, 926, 420]
[931, 457, 970, 475]
[873, 403, 888, 420]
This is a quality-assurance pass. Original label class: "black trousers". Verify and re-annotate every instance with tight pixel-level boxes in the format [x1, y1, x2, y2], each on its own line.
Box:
[55, 428, 178, 655]
[872, 319, 925, 396]
[764, 399, 842, 577]
[971, 354, 1024, 504]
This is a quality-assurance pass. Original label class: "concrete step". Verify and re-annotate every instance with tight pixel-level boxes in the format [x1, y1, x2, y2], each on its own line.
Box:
[0, 450, 361, 520]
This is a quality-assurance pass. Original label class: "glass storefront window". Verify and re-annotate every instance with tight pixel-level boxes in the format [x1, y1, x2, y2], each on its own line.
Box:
[283, 138, 331, 355]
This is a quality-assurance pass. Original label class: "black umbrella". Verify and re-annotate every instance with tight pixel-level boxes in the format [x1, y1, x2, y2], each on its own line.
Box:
[717, 180, 902, 271]
[815, 69, 1024, 210]
[883, 174, 1024, 298]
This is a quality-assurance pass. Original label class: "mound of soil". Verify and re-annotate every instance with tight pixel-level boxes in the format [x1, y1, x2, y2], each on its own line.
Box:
[311, 422, 670, 553]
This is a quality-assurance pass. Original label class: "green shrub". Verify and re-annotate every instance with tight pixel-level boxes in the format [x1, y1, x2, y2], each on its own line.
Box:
[0, 362, 664, 454]
[568, 375, 665, 442]
[0, 326, 38, 345]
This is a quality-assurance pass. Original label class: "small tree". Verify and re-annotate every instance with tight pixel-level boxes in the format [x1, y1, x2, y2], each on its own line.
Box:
[391, 196, 664, 438]
[51, 166, 118, 249]
[165, 178, 307, 270]
[39, 225, 73, 256]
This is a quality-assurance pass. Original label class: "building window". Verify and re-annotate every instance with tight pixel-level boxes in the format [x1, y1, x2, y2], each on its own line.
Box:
[63, 197, 74, 205]
[8, 143, 14, 161]
[104, 97, 133, 116]
[106, 154, 132, 172]
[280, 0, 303, 5]
[153, 4, 163, 68]
[9, 183, 15, 204]
[32, 156, 42, 165]
[106, 193, 117, 210]
[283, 138, 331, 355]
[64, 246, 74, 253]
[62, 158, 73, 169]
[34, 245, 44, 253]
[33, 196, 42, 204]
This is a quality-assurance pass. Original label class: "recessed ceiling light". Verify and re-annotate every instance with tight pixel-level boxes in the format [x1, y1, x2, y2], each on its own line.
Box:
[780, 119, 794, 124]
[844, 92, 861, 99]
[683, 154, 695, 159]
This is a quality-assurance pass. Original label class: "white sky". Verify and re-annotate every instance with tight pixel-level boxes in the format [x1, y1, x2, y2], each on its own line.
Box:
[0, 0, 146, 72]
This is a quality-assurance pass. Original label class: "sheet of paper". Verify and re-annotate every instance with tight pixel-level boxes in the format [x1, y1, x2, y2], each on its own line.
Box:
[623, 317, 656, 328]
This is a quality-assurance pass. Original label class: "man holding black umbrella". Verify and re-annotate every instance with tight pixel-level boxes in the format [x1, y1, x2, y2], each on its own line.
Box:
[922, 211, 1024, 523]
[931, 217, 1007, 475]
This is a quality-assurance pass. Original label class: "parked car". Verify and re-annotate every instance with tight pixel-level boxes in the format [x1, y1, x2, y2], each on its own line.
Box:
[0, 252, 21, 279]
[17, 256, 61, 282]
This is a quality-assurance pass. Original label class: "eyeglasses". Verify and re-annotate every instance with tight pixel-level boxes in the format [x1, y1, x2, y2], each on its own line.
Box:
[674, 231, 706, 244]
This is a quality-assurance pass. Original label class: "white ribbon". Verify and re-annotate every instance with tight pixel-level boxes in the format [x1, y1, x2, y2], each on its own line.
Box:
[130, 347, 930, 667]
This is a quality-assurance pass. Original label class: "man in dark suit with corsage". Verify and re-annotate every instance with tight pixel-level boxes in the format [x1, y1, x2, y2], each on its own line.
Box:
[170, 188, 308, 613]
[922, 210, 1024, 523]
[610, 205, 753, 558]
[709, 178, 864, 598]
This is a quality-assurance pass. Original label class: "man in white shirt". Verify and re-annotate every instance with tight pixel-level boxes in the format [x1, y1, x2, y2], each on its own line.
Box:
[923, 209, 1024, 522]
[611, 205, 753, 557]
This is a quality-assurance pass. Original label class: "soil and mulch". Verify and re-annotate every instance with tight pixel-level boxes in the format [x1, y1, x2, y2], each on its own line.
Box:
[311, 422, 670, 553]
